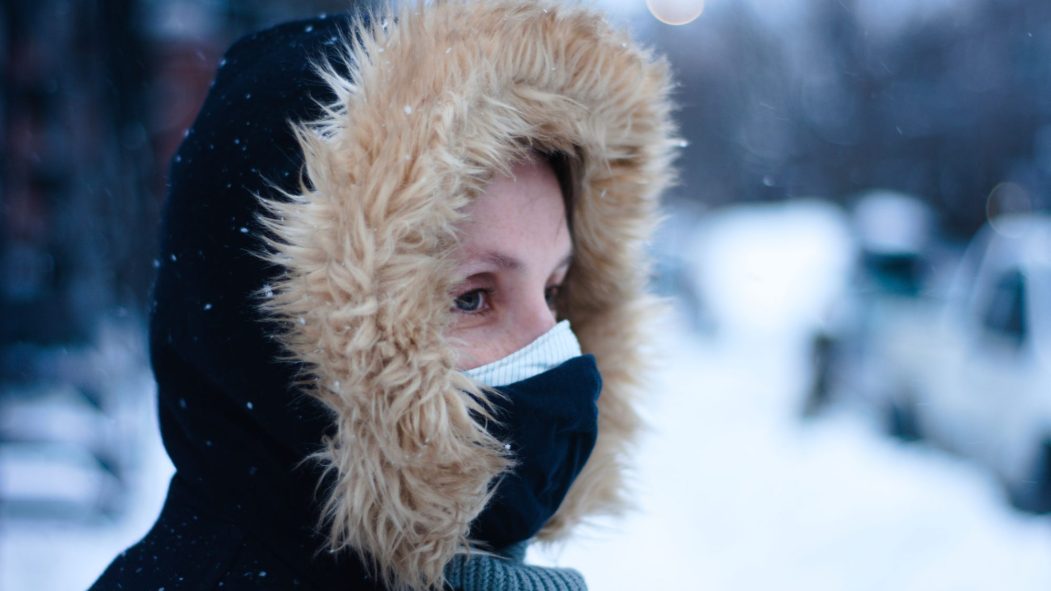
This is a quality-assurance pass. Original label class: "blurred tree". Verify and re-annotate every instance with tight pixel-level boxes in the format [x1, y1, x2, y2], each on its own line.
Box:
[1, 0, 154, 348]
[0, 0, 380, 354]
[652, 0, 1051, 238]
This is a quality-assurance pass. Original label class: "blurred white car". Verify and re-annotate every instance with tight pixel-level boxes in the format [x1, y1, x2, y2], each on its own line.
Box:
[806, 191, 944, 420]
[879, 214, 1051, 512]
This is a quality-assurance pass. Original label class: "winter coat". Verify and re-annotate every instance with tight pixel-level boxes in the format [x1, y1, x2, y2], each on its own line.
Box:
[90, 1, 679, 589]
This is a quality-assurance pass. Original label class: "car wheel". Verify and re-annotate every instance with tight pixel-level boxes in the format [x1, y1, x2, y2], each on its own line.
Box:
[801, 332, 837, 419]
[884, 397, 922, 442]
[1009, 440, 1051, 514]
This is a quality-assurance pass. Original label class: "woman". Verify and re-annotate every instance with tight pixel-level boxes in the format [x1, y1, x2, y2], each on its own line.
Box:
[91, 1, 679, 589]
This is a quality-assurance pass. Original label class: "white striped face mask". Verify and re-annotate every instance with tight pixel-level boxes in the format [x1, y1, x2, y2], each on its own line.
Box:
[462, 320, 582, 387]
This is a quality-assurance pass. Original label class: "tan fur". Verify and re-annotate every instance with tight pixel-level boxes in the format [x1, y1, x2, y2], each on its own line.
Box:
[256, 1, 680, 589]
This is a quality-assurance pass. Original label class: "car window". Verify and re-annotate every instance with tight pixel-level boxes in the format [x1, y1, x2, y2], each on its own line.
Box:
[980, 269, 1028, 347]
[861, 251, 924, 296]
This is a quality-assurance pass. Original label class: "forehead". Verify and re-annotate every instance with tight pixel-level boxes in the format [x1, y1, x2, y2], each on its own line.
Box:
[459, 158, 568, 248]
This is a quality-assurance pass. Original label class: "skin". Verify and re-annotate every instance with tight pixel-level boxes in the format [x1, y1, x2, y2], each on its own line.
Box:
[449, 154, 573, 370]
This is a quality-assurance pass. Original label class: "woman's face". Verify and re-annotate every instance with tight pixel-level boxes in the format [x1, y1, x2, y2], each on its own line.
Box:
[450, 155, 573, 370]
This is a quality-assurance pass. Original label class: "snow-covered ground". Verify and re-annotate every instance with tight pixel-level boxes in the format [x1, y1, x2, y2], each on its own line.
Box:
[530, 325, 1051, 590]
[4, 202, 1051, 590]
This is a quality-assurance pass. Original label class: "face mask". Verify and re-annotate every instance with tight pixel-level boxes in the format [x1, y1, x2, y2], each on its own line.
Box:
[463, 323, 602, 551]
[463, 320, 582, 387]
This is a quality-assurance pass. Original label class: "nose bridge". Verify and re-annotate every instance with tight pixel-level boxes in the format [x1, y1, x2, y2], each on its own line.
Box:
[518, 284, 557, 346]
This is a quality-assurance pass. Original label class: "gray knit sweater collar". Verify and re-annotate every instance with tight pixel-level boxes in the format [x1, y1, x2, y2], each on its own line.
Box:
[444, 543, 587, 591]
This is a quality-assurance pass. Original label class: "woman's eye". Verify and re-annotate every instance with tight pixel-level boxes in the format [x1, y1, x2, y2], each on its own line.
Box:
[453, 289, 488, 313]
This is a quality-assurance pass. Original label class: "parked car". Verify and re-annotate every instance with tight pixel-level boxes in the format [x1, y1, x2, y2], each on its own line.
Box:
[828, 211, 1051, 513]
[804, 191, 943, 421]
[888, 214, 1051, 512]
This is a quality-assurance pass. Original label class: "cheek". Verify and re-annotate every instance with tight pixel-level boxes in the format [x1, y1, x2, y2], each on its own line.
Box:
[450, 320, 528, 370]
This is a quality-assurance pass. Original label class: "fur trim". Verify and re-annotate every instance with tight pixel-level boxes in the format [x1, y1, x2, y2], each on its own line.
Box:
[257, 1, 680, 589]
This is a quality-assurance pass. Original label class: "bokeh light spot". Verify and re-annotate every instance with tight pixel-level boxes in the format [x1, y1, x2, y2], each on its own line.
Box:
[985, 182, 1032, 237]
[646, 0, 705, 26]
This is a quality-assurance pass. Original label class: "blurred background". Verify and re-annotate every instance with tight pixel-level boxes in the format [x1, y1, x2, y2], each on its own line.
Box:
[2, 0, 1051, 588]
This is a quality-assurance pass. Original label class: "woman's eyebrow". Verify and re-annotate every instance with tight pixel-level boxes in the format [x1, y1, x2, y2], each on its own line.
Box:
[481, 251, 522, 270]
[473, 250, 573, 272]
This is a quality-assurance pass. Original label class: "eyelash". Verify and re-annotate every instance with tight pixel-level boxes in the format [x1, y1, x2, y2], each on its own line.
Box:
[544, 285, 560, 307]
[451, 285, 562, 316]
[453, 288, 492, 315]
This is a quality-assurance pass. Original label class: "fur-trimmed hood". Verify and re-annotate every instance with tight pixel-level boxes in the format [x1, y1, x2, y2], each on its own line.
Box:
[148, 2, 679, 590]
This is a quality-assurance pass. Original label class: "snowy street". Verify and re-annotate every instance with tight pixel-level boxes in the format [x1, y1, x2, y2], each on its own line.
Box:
[4, 203, 1051, 590]
[6, 0, 1051, 588]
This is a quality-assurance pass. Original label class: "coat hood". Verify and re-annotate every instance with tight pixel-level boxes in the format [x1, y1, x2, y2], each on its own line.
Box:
[152, 2, 680, 589]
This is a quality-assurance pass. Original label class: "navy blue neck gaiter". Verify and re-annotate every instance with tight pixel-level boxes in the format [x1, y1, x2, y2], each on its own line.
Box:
[468, 354, 603, 550]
